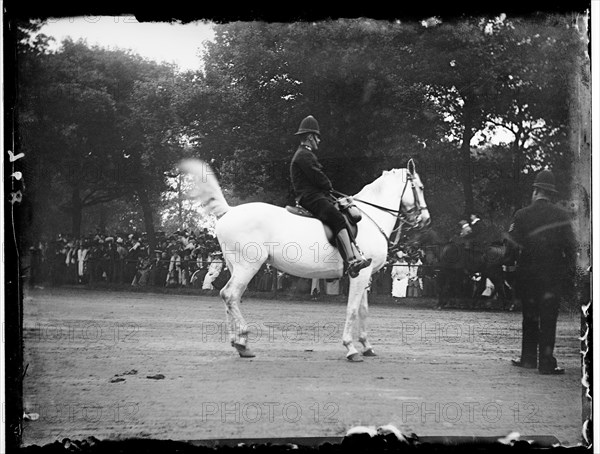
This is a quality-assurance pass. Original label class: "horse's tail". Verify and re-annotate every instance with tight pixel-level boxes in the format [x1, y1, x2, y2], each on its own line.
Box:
[179, 158, 230, 218]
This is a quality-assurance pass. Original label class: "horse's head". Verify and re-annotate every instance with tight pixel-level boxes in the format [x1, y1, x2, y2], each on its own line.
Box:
[354, 160, 431, 241]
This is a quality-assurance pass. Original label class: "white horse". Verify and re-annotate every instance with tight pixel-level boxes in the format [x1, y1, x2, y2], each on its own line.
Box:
[180, 158, 430, 361]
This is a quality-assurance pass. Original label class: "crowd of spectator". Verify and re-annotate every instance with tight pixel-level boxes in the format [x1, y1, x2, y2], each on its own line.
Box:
[25, 228, 226, 289]
[21, 213, 517, 304]
[24, 228, 440, 299]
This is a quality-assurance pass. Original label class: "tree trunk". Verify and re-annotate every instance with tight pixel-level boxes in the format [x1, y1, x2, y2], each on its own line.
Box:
[511, 141, 525, 213]
[71, 186, 82, 238]
[98, 204, 107, 234]
[137, 187, 157, 253]
[460, 109, 475, 216]
[177, 174, 184, 227]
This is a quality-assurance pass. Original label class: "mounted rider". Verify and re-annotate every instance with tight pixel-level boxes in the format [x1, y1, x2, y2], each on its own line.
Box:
[289, 115, 372, 278]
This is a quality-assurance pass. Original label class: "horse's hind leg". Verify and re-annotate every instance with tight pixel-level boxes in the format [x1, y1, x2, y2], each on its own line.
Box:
[358, 289, 376, 357]
[220, 261, 264, 358]
[342, 270, 372, 362]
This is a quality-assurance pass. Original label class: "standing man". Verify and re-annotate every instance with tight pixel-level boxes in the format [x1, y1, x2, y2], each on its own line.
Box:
[469, 213, 484, 240]
[508, 169, 577, 375]
[290, 115, 371, 278]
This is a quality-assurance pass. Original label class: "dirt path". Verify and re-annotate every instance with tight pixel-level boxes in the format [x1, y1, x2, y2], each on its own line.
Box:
[21, 288, 584, 446]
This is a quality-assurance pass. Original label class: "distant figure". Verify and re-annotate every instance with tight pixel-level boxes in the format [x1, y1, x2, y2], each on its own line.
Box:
[468, 212, 486, 253]
[167, 249, 181, 287]
[420, 248, 438, 297]
[391, 253, 410, 299]
[310, 278, 322, 299]
[459, 219, 472, 239]
[406, 257, 423, 297]
[469, 213, 484, 238]
[203, 252, 224, 290]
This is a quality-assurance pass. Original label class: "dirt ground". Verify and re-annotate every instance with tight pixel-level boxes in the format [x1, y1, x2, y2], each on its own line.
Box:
[20, 288, 585, 447]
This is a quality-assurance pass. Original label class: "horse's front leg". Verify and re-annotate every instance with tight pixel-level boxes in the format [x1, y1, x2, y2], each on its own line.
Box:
[358, 289, 376, 356]
[342, 269, 372, 362]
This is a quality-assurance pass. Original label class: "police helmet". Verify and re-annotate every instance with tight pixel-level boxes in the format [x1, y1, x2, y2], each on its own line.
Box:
[533, 169, 558, 193]
[295, 115, 320, 136]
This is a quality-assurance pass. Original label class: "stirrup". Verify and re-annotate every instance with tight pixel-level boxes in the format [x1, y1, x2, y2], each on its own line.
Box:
[347, 257, 372, 278]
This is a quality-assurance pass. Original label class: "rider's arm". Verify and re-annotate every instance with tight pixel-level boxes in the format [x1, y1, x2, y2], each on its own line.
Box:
[296, 150, 333, 192]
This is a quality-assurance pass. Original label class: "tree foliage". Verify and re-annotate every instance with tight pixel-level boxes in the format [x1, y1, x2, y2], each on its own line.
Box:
[17, 33, 184, 246]
[189, 15, 585, 232]
[15, 13, 588, 245]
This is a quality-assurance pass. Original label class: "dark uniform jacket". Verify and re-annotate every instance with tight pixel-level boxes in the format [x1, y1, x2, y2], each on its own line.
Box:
[290, 145, 333, 203]
[469, 218, 484, 239]
[465, 218, 487, 252]
[508, 198, 577, 284]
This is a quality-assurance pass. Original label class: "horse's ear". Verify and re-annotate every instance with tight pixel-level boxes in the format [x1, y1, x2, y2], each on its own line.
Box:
[407, 158, 416, 175]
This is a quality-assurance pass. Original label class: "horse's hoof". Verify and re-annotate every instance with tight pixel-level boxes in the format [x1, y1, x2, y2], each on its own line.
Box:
[346, 353, 364, 362]
[363, 348, 377, 357]
[233, 343, 256, 358]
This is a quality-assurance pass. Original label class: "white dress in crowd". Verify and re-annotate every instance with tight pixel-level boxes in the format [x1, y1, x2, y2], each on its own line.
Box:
[66, 246, 76, 267]
[167, 253, 181, 285]
[77, 248, 88, 278]
[471, 272, 496, 297]
[391, 259, 410, 298]
[311, 278, 320, 295]
[482, 278, 495, 297]
[203, 254, 224, 289]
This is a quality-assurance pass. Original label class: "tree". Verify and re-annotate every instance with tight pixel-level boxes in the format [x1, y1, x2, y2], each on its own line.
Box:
[120, 67, 184, 251]
[18, 38, 125, 238]
[18, 34, 185, 245]
[15, 19, 57, 244]
[410, 17, 514, 216]
[479, 14, 586, 209]
[192, 20, 449, 204]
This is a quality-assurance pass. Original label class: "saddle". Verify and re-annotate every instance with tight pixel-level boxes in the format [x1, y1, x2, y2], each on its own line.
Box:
[285, 202, 359, 245]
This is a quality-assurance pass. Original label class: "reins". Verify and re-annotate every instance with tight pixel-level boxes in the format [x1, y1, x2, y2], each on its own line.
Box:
[332, 193, 404, 216]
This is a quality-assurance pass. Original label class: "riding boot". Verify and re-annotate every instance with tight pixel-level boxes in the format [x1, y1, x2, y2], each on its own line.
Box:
[336, 229, 372, 278]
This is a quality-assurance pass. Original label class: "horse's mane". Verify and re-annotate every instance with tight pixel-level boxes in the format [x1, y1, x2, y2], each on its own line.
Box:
[354, 168, 407, 200]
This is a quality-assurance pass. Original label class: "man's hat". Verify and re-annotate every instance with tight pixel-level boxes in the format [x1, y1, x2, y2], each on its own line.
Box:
[533, 169, 558, 193]
[295, 115, 320, 136]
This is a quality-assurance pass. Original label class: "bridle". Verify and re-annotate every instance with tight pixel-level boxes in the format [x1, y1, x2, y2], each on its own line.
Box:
[332, 159, 427, 253]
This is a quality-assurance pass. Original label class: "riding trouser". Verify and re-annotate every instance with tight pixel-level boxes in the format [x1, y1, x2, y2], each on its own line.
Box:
[299, 193, 347, 236]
